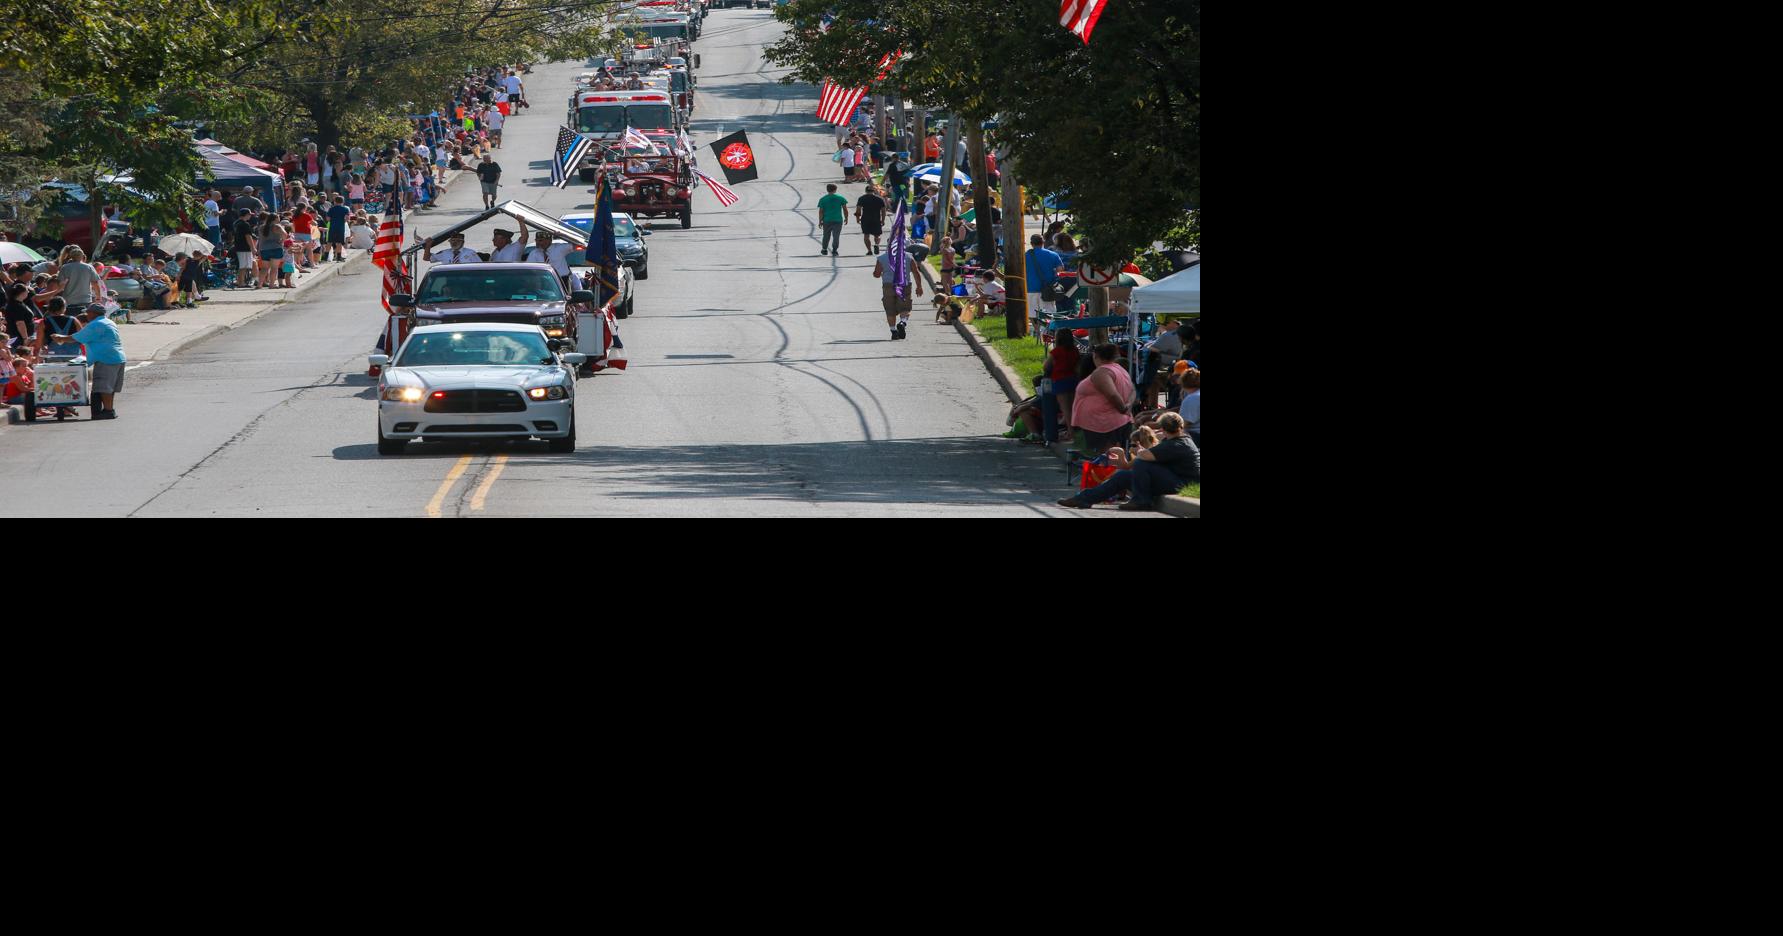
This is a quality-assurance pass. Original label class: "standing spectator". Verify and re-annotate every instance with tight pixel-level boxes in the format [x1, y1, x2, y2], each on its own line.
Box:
[232, 208, 259, 288]
[203, 190, 223, 250]
[476, 154, 503, 210]
[838, 136, 857, 182]
[376, 158, 400, 204]
[854, 184, 887, 256]
[48, 306, 127, 419]
[817, 184, 848, 256]
[1070, 344, 1135, 454]
[882, 151, 911, 207]
[35, 297, 85, 358]
[1056, 413, 1199, 511]
[924, 131, 941, 161]
[1041, 329, 1081, 444]
[5, 282, 37, 348]
[347, 174, 367, 208]
[289, 203, 318, 269]
[485, 103, 505, 149]
[258, 214, 287, 289]
[1024, 234, 1063, 327]
[234, 186, 264, 217]
[304, 142, 321, 186]
[43, 246, 105, 312]
[324, 195, 350, 262]
[504, 69, 526, 109]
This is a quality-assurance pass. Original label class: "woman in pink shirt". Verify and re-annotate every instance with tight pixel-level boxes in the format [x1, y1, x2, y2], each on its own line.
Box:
[1069, 343, 1135, 455]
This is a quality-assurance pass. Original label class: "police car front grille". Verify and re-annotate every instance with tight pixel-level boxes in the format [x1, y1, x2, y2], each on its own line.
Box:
[423, 390, 526, 414]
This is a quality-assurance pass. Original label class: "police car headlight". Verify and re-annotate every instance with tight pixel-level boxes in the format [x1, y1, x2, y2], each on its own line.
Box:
[528, 386, 568, 401]
[540, 315, 566, 327]
[383, 386, 425, 403]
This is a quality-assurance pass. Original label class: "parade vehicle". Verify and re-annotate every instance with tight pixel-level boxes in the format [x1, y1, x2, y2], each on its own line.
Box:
[370, 323, 585, 455]
[607, 152, 696, 229]
[569, 89, 679, 182]
[385, 201, 631, 374]
[561, 211, 651, 280]
[615, 14, 694, 67]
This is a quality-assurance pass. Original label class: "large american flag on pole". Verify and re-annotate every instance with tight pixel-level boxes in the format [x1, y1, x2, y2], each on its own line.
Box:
[692, 168, 739, 207]
[372, 208, 407, 314]
[816, 52, 898, 125]
[1060, 0, 1111, 43]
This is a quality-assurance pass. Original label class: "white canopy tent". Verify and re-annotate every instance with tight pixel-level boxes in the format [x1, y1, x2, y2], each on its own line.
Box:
[1131, 264, 1200, 317]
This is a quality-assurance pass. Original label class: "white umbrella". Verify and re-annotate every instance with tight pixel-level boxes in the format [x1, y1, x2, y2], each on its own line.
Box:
[159, 233, 215, 256]
[0, 241, 47, 264]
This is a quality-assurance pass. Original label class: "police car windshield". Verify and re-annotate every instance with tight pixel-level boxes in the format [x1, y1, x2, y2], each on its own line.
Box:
[398, 331, 555, 367]
[418, 270, 565, 303]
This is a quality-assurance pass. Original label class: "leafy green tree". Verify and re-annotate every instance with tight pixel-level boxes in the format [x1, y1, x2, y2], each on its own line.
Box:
[768, 0, 1199, 266]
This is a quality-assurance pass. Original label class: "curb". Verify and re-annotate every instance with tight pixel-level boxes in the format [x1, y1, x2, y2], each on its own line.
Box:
[149, 248, 374, 361]
[952, 317, 1201, 518]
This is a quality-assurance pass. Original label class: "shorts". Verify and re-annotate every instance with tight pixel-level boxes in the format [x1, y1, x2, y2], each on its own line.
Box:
[294, 232, 313, 242]
[1048, 376, 1080, 395]
[881, 284, 913, 320]
[861, 221, 883, 237]
[327, 230, 346, 245]
[237, 252, 255, 270]
[90, 362, 125, 394]
[481, 182, 499, 196]
[282, 261, 296, 274]
[306, 173, 319, 186]
[260, 247, 286, 261]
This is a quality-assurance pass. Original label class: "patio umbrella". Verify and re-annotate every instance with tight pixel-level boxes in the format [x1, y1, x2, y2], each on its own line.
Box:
[0, 241, 47, 264]
[158, 233, 215, 256]
[909, 164, 971, 185]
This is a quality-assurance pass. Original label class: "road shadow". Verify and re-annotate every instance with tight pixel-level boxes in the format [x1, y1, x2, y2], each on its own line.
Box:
[514, 436, 1076, 508]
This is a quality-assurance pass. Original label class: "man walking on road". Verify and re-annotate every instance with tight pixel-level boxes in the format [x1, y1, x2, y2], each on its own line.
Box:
[873, 246, 922, 340]
[855, 185, 887, 256]
[818, 184, 848, 256]
[476, 154, 503, 209]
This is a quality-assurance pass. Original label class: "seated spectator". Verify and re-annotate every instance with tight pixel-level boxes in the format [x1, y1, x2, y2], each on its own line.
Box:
[1056, 412, 1200, 512]
[967, 269, 1006, 317]
[1069, 343, 1134, 455]
[1002, 387, 1047, 444]
[349, 214, 378, 250]
[1, 343, 42, 414]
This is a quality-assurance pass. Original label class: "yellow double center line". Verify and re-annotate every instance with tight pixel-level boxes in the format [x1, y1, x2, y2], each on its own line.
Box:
[425, 455, 509, 518]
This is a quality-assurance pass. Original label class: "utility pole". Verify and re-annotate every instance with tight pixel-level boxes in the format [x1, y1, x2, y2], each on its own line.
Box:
[874, 95, 888, 145]
[894, 96, 907, 154]
[999, 140, 1028, 340]
[933, 114, 961, 255]
[968, 121, 995, 281]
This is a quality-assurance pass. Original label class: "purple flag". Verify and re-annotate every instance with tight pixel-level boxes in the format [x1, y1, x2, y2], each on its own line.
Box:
[886, 197, 910, 299]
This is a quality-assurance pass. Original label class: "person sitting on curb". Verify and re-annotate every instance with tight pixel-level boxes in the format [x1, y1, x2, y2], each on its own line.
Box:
[1056, 413, 1200, 512]
[967, 269, 1006, 318]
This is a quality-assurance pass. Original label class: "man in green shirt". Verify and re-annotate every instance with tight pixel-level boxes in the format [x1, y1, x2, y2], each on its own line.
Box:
[817, 184, 848, 256]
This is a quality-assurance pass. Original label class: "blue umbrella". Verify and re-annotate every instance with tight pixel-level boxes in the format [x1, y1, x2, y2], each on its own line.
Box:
[909, 164, 970, 185]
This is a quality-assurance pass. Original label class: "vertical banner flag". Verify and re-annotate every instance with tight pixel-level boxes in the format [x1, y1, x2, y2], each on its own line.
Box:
[692, 169, 739, 207]
[708, 130, 759, 185]
[886, 198, 910, 300]
[591, 174, 621, 306]
[1060, 0, 1110, 43]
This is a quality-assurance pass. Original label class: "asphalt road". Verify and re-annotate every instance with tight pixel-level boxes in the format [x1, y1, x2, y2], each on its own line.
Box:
[2, 8, 1149, 518]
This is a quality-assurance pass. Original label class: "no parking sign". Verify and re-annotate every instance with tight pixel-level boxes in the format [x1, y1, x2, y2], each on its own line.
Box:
[1078, 261, 1123, 287]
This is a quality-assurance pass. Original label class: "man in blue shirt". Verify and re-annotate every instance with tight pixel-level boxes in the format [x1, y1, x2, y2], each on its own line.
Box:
[51, 308, 127, 419]
[1024, 234, 1064, 328]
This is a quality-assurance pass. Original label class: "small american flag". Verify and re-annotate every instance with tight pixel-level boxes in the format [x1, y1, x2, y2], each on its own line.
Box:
[693, 169, 739, 207]
[1060, 0, 1110, 43]
[623, 126, 655, 151]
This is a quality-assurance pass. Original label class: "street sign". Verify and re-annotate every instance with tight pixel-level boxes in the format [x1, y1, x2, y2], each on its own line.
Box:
[1078, 262, 1122, 287]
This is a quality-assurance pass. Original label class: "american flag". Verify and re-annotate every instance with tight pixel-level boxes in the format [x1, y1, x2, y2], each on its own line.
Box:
[816, 52, 897, 125]
[623, 126, 655, 151]
[693, 168, 739, 207]
[1060, 0, 1111, 43]
[557, 135, 595, 189]
[550, 126, 577, 186]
